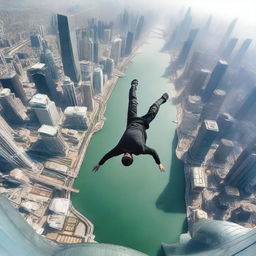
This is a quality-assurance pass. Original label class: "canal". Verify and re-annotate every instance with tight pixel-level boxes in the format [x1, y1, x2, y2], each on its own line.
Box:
[72, 28, 186, 256]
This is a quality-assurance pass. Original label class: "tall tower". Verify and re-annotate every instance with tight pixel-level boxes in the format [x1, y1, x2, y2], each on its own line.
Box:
[57, 14, 80, 83]
[40, 49, 59, 81]
[61, 76, 78, 106]
[110, 38, 122, 65]
[30, 94, 60, 126]
[93, 67, 103, 95]
[0, 72, 27, 105]
[79, 81, 94, 111]
[125, 32, 134, 56]
[0, 88, 28, 124]
[85, 38, 94, 62]
[202, 60, 228, 103]
[38, 125, 68, 156]
[93, 41, 99, 64]
[106, 58, 114, 79]
[27, 63, 58, 101]
[0, 129, 35, 170]
[221, 38, 238, 60]
[135, 15, 144, 40]
[80, 61, 92, 81]
[64, 106, 88, 130]
[188, 120, 219, 163]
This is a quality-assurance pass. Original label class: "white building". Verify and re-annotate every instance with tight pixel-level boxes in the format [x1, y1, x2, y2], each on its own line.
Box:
[30, 94, 60, 126]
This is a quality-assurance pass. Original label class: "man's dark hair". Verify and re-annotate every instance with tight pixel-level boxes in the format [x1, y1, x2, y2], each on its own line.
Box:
[121, 155, 133, 166]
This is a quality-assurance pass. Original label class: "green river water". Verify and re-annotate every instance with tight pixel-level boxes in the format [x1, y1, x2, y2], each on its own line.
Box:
[72, 28, 186, 256]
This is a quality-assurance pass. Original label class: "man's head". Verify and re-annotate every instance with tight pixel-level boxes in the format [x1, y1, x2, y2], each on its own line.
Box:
[121, 153, 133, 166]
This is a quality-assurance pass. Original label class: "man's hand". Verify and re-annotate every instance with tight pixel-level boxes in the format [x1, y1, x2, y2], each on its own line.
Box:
[158, 163, 165, 172]
[92, 164, 100, 172]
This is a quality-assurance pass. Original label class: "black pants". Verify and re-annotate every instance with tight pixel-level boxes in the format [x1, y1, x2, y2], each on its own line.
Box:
[127, 85, 164, 127]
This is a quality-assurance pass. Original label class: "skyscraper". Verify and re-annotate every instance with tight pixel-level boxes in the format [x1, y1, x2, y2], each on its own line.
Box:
[30, 34, 43, 49]
[0, 129, 35, 170]
[64, 106, 88, 130]
[125, 32, 134, 56]
[27, 63, 58, 101]
[135, 15, 144, 40]
[0, 114, 14, 138]
[93, 67, 103, 95]
[188, 120, 219, 162]
[38, 125, 68, 156]
[79, 81, 94, 111]
[30, 94, 60, 126]
[189, 69, 211, 96]
[110, 38, 122, 65]
[176, 29, 198, 67]
[103, 29, 111, 43]
[106, 58, 114, 79]
[202, 60, 228, 103]
[214, 139, 234, 164]
[0, 88, 28, 124]
[231, 38, 252, 68]
[61, 76, 78, 106]
[93, 41, 99, 64]
[221, 38, 238, 60]
[85, 38, 94, 62]
[40, 49, 59, 81]
[0, 72, 27, 105]
[80, 61, 92, 81]
[183, 51, 202, 80]
[216, 112, 235, 140]
[57, 14, 80, 83]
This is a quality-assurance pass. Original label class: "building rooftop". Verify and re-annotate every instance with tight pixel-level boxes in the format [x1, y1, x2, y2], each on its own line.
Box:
[204, 120, 219, 132]
[38, 125, 58, 136]
[47, 214, 65, 230]
[30, 94, 49, 107]
[64, 106, 87, 117]
[30, 63, 45, 70]
[0, 88, 11, 97]
[49, 198, 70, 215]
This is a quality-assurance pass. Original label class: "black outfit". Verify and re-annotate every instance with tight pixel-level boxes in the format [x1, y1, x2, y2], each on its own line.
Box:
[98, 84, 167, 166]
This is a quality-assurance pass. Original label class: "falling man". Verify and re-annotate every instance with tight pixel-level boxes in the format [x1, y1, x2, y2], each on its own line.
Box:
[92, 79, 169, 172]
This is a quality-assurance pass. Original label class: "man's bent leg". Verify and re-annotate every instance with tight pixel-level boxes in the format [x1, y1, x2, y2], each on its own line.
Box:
[142, 93, 169, 124]
[127, 80, 139, 126]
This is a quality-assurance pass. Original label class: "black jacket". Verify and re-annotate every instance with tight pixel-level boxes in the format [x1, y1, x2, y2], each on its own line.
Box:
[99, 119, 160, 165]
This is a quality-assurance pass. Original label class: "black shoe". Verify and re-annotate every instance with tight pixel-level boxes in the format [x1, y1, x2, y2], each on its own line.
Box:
[131, 79, 138, 86]
[161, 93, 169, 103]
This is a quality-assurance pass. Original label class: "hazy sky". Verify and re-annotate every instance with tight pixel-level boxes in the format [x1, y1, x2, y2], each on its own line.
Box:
[1, 0, 256, 24]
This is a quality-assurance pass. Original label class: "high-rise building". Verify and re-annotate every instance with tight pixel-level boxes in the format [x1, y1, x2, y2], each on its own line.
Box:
[30, 94, 60, 126]
[40, 49, 59, 81]
[80, 61, 92, 81]
[120, 35, 126, 58]
[201, 89, 226, 120]
[38, 125, 68, 156]
[0, 114, 14, 138]
[93, 67, 103, 95]
[218, 18, 238, 52]
[202, 60, 228, 103]
[27, 63, 58, 101]
[183, 51, 202, 80]
[110, 38, 122, 65]
[216, 112, 235, 139]
[176, 29, 198, 67]
[106, 58, 114, 79]
[85, 38, 94, 62]
[234, 87, 256, 120]
[188, 120, 219, 162]
[0, 88, 28, 124]
[0, 129, 35, 170]
[135, 15, 144, 40]
[30, 34, 43, 49]
[189, 69, 211, 96]
[225, 148, 256, 192]
[0, 72, 27, 105]
[221, 38, 238, 60]
[125, 32, 134, 56]
[231, 38, 252, 68]
[103, 29, 111, 43]
[61, 76, 78, 106]
[63, 106, 88, 130]
[79, 81, 94, 111]
[93, 41, 99, 64]
[214, 139, 234, 164]
[57, 14, 80, 83]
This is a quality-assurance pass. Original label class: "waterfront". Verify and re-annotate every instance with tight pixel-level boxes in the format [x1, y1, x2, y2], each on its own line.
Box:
[72, 28, 186, 256]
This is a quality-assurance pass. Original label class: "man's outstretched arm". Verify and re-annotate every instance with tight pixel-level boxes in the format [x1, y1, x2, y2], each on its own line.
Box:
[143, 145, 165, 172]
[92, 146, 122, 172]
